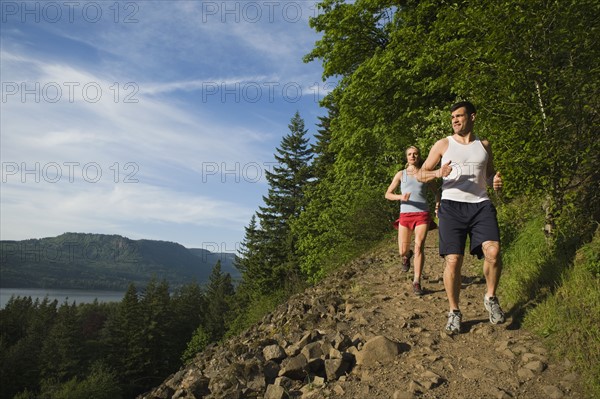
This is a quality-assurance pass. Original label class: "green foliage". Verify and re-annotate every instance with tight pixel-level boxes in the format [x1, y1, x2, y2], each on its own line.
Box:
[524, 228, 600, 397]
[240, 112, 313, 294]
[204, 261, 235, 341]
[300, 0, 599, 280]
[40, 302, 83, 382]
[497, 196, 599, 396]
[37, 365, 122, 399]
[224, 288, 289, 339]
[0, 297, 57, 399]
[181, 326, 210, 365]
[304, 0, 393, 79]
[0, 280, 209, 399]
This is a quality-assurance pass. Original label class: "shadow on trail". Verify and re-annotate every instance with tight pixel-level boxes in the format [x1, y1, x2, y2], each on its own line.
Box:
[461, 318, 489, 333]
[505, 301, 531, 331]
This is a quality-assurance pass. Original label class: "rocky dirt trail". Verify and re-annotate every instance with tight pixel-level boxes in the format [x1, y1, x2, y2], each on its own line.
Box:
[140, 234, 587, 399]
[324, 236, 585, 399]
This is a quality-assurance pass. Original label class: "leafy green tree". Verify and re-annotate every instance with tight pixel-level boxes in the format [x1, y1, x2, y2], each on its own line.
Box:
[37, 364, 121, 399]
[299, 0, 599, 279]
[181, 325, 211, 365]
[304, 0, 392, 79]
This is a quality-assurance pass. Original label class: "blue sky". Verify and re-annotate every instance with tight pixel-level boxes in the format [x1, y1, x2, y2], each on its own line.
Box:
[1, 0, 333, 254]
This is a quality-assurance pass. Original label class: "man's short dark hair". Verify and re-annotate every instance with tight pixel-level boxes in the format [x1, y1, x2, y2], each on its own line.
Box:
[451, 101, 476, 116]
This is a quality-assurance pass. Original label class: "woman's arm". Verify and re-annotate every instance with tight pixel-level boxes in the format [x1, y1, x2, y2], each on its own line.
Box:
[385, 170, 411, 201]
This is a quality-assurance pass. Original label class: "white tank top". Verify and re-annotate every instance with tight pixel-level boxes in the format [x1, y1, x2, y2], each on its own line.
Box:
[441, 136, 489, 203]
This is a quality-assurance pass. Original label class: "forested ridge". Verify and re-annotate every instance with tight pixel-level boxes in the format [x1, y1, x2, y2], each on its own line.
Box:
[1, 1, 598, 398]
[0, 233, 238, 290]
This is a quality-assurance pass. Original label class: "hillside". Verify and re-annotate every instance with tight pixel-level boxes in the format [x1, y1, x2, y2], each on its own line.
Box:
[139, 235, 586, 399]
[0, 233, 239, 290]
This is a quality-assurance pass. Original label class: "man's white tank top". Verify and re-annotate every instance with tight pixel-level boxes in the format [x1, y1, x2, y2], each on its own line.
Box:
[441, 136, 489, 203]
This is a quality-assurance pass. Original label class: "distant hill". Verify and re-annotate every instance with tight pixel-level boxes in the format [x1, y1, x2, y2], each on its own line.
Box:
[0, 233, 240, 290]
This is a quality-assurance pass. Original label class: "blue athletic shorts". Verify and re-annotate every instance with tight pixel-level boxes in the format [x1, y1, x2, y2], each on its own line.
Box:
[438, 199, 500, 259]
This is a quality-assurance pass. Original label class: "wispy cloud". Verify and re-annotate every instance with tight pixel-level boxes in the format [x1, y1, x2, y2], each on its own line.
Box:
[0, 0, 326, 248]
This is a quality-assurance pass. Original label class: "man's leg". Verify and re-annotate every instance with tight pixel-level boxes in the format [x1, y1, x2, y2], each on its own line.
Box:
[482, 240, 505, 324]
[482, 240, 501, 297]
[444, 254, 464, 311]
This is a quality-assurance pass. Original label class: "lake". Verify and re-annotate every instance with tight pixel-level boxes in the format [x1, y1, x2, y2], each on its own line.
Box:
[0, 288, 125, 309]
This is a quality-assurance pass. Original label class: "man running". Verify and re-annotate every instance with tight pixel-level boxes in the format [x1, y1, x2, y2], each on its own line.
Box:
[417, 101, 505, 335]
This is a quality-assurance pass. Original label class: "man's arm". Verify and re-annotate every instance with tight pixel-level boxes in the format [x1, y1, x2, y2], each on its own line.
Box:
[417, 138, 451, 182]
[481, 139, 502, 191]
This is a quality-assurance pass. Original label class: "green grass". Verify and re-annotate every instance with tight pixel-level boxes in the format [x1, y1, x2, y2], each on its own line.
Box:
[500, 215, 550, 308]
[524, 228, 600, 397]
[499, 201, 599, 398]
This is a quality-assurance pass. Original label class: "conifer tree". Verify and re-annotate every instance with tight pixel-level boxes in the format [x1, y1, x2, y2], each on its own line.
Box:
[248, 112, 313, 292]
[140, 279, 173, 382]
[204, 261, 234, 341]
[40, 301, 83, 382]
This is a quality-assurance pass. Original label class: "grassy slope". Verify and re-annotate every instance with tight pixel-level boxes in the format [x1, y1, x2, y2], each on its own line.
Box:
[522, 228, 600, 397]
[501, 213, 600, 397]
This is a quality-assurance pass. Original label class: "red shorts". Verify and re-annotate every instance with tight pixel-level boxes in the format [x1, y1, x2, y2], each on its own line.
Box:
[393, 211, 433, 230]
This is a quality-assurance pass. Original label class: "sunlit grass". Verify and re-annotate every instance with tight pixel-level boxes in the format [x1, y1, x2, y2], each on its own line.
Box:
[500, 215, 548, 308]
[524, 228, 600, 397]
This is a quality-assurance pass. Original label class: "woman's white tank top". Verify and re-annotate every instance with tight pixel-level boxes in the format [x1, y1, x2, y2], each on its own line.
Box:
[441, 136, 489, 203]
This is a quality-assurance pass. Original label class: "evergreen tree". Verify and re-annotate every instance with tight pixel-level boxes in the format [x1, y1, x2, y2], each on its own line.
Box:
[100, 283, 147, 396]
[251, 111, 313, 292]
[170, 282, 206, 361]
[204, 261, 234, 341]
[140, 279, 173, 383]
[40, 302, 83, 382]
[0, 297, 58, 399]
[235, 214, 262, 277]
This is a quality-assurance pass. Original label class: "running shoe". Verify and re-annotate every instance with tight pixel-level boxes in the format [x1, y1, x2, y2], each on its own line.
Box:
[484, 296, 506, 324]
[401, 250, 413, 272]
[412, 282, 424, 296]
[445, 310, 462, 335]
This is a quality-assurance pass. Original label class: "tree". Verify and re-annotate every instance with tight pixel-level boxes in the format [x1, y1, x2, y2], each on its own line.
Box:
[170, 282, 206, 361]
[40, 302, 83, 382]
[140, 279, 173, 382]
[248, 111, 313, 293]
[100, 283, 147, 397]
[0, 297, 58, 399]
[299, 0, 599, 279]
[181, 326, 210, 365]
[204, 261, 234, 341]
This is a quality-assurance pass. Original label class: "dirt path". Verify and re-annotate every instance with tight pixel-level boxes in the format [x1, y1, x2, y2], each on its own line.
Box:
[327, 234, 585, 398]
[140, 233, 587, 399]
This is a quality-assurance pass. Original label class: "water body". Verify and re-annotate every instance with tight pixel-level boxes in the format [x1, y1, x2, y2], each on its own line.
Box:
[0, 288, 125, 309]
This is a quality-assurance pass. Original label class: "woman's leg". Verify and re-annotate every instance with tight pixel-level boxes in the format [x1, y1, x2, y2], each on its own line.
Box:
[399, 225, 413, 271]
[412, 223, 429, 283]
